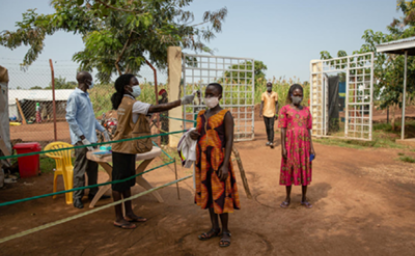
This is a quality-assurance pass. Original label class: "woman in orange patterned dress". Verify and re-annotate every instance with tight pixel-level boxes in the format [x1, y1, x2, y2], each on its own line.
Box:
[190, 83, 240, 247]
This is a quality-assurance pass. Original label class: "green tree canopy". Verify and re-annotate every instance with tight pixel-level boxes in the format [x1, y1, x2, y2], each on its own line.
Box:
[0, 0, 228, 83]
[45, 76, 77, 89]
[221, 60, 267, 88]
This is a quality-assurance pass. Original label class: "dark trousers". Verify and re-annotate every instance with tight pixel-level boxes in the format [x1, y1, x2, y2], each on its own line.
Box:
[73, 142, 98, 200]
[263, 116, 275, 142]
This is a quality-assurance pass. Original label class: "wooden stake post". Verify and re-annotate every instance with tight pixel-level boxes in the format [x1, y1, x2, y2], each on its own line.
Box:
[15, 98, 26, 125]
[232, 147, 252, 199]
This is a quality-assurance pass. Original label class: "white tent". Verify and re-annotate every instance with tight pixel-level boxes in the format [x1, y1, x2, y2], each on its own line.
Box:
[8, 89, 73, 118]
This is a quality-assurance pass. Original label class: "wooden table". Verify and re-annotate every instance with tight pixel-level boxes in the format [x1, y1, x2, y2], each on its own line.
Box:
[86, 147, 164, 208]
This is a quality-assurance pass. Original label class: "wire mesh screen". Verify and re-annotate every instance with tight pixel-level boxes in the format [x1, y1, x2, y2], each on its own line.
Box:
[2, 58, 164, 147]
[4, 60, 61, 147]
[310, 53, 374, 140]
[182, 54, 255, 141]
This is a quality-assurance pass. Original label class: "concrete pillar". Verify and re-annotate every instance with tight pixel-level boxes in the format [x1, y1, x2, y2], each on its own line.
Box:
[311, 60, 323, 136]
[167, 46, 183, 147]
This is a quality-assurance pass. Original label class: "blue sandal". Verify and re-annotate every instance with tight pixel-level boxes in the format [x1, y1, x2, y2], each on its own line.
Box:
[301, 201, 312, 209]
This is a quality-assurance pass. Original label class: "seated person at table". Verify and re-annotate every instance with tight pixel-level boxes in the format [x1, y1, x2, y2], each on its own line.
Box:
[189, 83, 241, 247]
[110, 74, 194, 229]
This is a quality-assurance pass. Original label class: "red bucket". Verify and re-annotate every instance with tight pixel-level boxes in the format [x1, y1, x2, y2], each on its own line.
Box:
[13, 142, 41, 178]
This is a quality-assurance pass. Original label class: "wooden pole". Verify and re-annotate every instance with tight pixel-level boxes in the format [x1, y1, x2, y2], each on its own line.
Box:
[174, 159, 181, 200]
[49, 59, 57, 141]
[232, 146, 252, 199]
[15, 98, 26, 125]
[402, 51, 408, 140]
[145, 59, 161, 146]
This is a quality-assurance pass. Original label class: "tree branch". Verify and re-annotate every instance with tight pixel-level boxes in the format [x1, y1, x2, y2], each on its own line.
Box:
[115, 29, 134, 76]
[96, 0, 140, 13]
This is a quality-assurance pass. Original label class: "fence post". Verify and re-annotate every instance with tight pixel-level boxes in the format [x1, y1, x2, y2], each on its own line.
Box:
[167, 47, 183, 148]
[49, 59, 57, 141]
[145, 59, 161, 146]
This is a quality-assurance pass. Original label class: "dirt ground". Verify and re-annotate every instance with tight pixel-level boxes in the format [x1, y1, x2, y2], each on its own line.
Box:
[1, 119, 415, 256]
[10, 121, 71, 146]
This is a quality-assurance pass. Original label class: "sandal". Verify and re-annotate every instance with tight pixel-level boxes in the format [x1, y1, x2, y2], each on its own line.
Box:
[113, 221, 137, 229]
[219, 231, 231, 247]
[198, 228, 221, 241]
[301, 201, 312, 209]
[280, 200, 290, 208]
[125, 216, 147, 223]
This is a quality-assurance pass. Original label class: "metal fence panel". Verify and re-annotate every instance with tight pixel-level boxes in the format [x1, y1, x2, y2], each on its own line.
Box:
[182, 54, 255, 141]
[310, 53, 374, 141]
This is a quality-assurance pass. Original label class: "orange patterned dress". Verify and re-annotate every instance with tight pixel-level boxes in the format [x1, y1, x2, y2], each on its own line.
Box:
[194, 109, 241, 214]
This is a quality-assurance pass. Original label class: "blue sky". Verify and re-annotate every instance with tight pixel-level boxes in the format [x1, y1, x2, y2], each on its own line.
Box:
[0, 0, 400, 87]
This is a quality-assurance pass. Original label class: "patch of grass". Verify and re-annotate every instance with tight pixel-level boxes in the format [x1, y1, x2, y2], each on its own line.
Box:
[314, 119, 415, 149]
[314, 129, 408, 150]
[39, 156, 56, 173]
[399, 155, 415, 163]
[398, 152, 405, 156]
[373, 120, 415, 138]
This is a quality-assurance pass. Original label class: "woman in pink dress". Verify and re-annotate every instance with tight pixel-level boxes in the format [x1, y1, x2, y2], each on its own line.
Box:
[279, 84, 316, 209]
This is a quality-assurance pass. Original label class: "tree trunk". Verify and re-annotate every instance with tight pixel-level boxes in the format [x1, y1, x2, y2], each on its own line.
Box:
[391, 103, 397, 131]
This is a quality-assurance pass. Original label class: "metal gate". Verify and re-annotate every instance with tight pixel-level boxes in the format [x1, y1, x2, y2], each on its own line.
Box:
[182, 54, 255, 141]
[310, 53, 374, 140]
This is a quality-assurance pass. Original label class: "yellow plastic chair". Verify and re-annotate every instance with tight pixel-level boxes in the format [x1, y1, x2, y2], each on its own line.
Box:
[44, 142, 74, 205]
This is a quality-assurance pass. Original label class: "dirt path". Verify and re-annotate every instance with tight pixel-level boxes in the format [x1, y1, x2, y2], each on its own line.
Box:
[1, 121, 415, 255]
[10, 122, 71, 146]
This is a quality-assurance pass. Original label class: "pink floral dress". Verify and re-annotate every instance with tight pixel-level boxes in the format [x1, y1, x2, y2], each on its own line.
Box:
[278, 105, 313, 186]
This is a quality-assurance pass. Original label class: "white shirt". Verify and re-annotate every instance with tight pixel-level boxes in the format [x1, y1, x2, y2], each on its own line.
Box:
[124, 94, 151, 123]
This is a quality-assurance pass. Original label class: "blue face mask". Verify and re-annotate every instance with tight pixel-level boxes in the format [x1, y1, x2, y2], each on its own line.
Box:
[131, 86, 141, 98]
[88, 80, 94, 89]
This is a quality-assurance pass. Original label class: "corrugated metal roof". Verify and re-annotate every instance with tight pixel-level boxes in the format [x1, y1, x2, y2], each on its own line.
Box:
[377, 36, 415, 47]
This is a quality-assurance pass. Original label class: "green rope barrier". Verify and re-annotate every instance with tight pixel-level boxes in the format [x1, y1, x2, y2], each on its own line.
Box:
[0, 175, 193, 244]
[152, 141, 173, 160]
[0, 160, 174, 208]
[0, 130, 186, 161]
[160, 114, 196, 123]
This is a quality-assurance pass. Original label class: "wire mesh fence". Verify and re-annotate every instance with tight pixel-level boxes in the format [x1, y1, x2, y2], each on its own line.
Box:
[1, 58, 167, 148]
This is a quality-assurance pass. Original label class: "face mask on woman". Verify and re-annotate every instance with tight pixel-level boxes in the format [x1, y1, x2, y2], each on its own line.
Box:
[291, 95, 303, 105]
[89, 80, 94, 89]
[204, 96, 219, 109]
[131, 86, 141, 98]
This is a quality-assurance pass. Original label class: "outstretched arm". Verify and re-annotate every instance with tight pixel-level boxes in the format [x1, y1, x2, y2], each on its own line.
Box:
[147, 94, 194, 114]
[147, 100, 181, 114]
